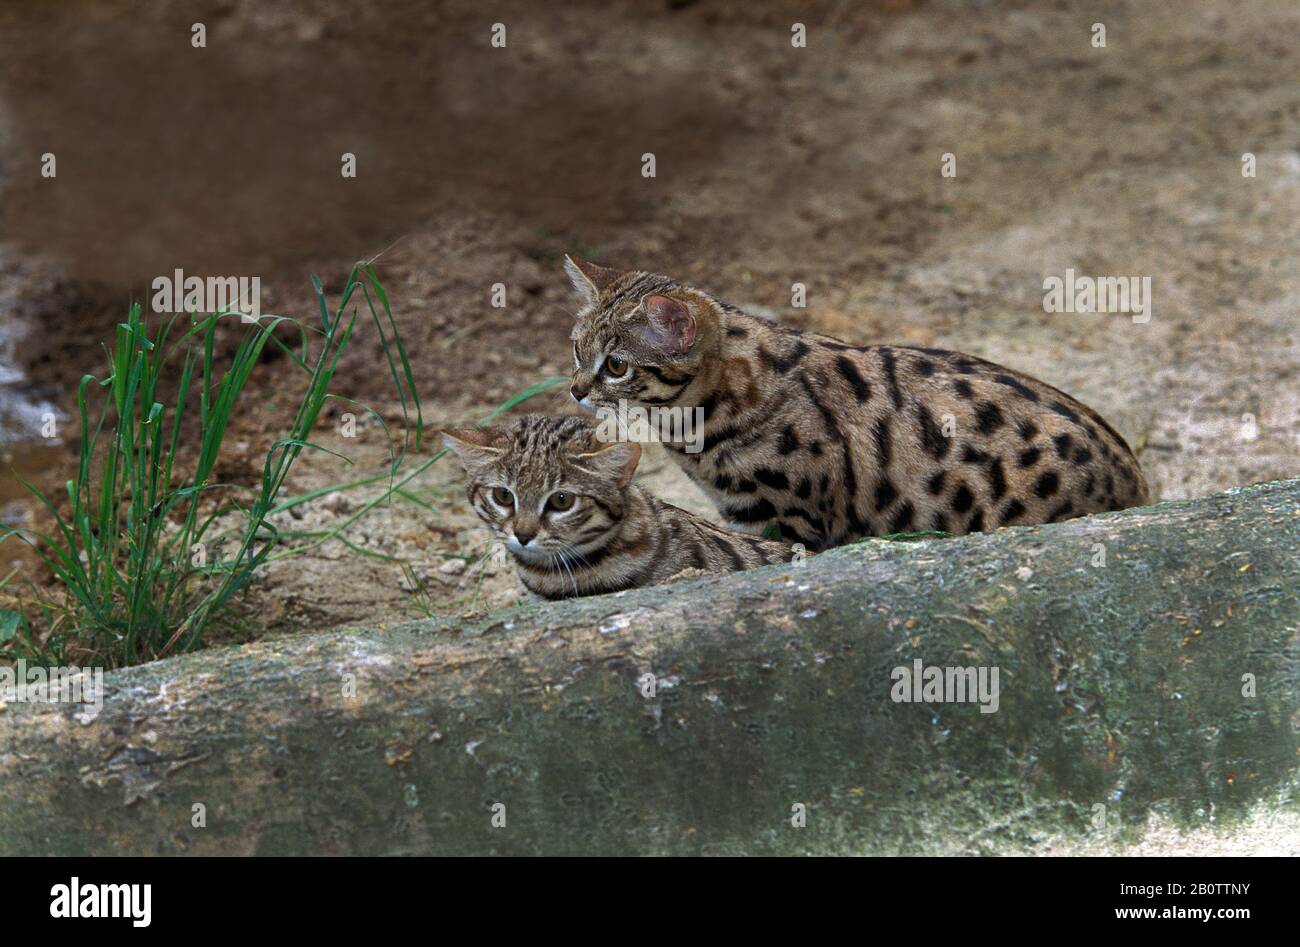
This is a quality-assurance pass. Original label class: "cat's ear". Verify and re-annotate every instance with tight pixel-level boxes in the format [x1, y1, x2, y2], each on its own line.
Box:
[575, 440, 641, 488]
[564, 255, 621, 308]
[441, 427, 504, 475]
[637, 293, 697, 355]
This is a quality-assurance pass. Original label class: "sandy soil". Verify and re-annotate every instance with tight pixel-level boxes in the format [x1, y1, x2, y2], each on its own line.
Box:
[0, 0, 1296, 631]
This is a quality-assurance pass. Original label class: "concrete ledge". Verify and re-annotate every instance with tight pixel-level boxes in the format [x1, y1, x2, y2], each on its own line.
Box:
[1, 480, 1297, 854]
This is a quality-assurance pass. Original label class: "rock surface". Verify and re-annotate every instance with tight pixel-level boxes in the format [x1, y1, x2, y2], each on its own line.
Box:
[1, 479, 1296, 855]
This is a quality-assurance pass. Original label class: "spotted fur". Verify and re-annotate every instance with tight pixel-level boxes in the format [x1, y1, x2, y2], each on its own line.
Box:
[442, 415, 792, 600]
[565, 257, 1150, 551]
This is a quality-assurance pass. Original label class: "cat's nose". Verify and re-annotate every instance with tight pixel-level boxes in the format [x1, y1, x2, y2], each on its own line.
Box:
[514, 526, 538, 546]
[570, 377, 592, 401]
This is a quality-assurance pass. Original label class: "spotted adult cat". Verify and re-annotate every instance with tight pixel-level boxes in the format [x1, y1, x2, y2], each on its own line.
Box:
[442, 415, 792, 600]
[564, 257, 1149, 551]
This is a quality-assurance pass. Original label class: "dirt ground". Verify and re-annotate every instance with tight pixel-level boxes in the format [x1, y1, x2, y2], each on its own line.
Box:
[0, 0, 1296, 634]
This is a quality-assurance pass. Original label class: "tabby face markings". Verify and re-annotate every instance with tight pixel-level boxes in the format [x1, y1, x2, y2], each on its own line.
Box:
[480, 483, 584, 552]
[570, 327, 658, 412]
[565, 260, 708, 417]
[487, 476, 594, 561]
[441, 417, 633, 570]
[576, 336, 686, 410]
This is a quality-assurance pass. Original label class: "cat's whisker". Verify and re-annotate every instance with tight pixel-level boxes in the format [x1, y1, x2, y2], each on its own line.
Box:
[558, 540, 592, 569]
[538, 546, 575, 596]
[552, 547, 581, 597]
[560, 545, 591, 597]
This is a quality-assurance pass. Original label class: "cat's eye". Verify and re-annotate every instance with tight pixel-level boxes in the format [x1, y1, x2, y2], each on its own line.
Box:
[604, 355, 630, 379]
[490, 486, 514, 509]
[547, 491, 576, 512]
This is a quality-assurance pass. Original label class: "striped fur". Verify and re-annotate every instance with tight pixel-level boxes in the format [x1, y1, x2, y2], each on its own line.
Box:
[442, 415, 792, 600]
[565, 257, 1150, 552]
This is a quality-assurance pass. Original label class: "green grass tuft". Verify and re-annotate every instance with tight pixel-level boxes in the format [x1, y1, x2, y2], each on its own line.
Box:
[0, 263, 421, 669]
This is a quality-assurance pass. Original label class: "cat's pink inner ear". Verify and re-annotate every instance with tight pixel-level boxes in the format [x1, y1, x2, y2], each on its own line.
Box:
[642, 294, 696, 354]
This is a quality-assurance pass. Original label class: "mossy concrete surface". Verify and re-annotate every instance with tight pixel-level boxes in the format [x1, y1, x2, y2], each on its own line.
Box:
[1, 479, 1297, 855]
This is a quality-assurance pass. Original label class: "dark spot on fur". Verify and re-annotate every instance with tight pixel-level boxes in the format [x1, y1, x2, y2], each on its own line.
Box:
[835, 355, 871, 402]
[987, 457, 1007, 500]
[975, 402, 1005, 435]
[999, 499, 1026, 524]
[874, 416, 892, 467]
[917, 403, 949, 460]
[702, 423, 742, 453]
[731, 499, 777, 522]
[993, 374, 1039, 402]
[760, 340, 810, 373]
[1050, 401, 1081, 424]
[951, 483, 974, 513]
[888, 501, 914, 533]
[1047, 500, 1074, 522]
[880, 348, 904, 409]
[778, 523, 815, 546]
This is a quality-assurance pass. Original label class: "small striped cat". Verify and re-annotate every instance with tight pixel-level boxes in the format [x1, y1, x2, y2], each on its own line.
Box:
[564, 256, 1149, 551]
[442, 415, 792, 600]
